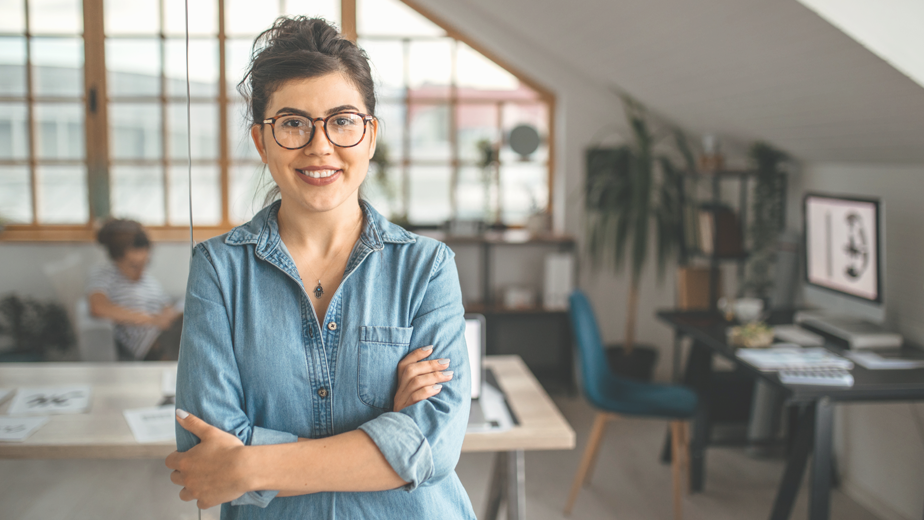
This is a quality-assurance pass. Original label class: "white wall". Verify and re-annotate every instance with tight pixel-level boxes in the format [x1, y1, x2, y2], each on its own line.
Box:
[790, 162, 924, 520]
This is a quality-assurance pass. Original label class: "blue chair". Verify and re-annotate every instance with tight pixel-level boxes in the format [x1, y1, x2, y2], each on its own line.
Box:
[565, 290, 698, 520]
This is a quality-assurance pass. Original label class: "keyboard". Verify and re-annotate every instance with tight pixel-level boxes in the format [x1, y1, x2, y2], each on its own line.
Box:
[778, 368, 854, 387]
[773, 325, 825, 346]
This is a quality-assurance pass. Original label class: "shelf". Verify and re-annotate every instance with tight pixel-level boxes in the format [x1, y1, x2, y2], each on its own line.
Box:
[464, 303, 569, 315]
[681, 169, 756, 179]
[416, 229, 576, 246]
[689, 251, 750, 262]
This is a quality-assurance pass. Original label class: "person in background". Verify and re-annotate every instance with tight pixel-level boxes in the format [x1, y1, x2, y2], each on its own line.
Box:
[87, 218, 183, 361]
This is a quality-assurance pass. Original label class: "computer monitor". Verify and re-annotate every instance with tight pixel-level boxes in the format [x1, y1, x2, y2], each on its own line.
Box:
[804, 193, 883, 316]
[464, 314, 486, 400]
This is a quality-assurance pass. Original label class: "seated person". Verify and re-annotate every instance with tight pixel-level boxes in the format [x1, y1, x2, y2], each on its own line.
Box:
[87, 219, 182, 361]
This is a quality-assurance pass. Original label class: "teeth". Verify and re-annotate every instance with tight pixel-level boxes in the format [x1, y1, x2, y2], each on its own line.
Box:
[300, 169, 338, 179]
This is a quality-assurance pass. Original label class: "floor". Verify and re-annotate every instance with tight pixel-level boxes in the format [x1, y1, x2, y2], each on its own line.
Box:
[0, 396, 882, 520]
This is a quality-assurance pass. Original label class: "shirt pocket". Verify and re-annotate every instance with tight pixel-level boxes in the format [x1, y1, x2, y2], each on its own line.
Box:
[357, 326, 414, 410]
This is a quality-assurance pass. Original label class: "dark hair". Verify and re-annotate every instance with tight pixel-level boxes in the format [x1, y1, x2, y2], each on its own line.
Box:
[239, 17, 377, 125]
[97, 219, 150, 260]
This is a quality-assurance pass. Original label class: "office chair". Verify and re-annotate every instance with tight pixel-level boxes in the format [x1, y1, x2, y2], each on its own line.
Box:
[565, 290, 698, 520]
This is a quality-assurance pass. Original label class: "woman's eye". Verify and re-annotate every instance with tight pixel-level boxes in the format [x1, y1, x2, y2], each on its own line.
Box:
[281, 118, 307, 129]
[331, 116, 357, 128]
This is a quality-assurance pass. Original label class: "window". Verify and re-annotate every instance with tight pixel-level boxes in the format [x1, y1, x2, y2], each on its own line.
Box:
[0, 0, 552, 241]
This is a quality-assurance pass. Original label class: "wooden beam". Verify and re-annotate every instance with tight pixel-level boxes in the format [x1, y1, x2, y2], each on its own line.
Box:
[341, 0, 356, 42]
[83, 0, 110, 222]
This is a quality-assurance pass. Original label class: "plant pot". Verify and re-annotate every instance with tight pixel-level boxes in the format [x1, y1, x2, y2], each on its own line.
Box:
[604, 343, 658, 381]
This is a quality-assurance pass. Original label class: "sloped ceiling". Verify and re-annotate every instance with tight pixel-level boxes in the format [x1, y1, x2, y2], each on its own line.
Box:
[420, 0, 924, 163]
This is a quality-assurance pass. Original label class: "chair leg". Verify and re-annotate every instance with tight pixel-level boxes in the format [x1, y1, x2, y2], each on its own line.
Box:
[670, 421, 684, 520]
[680, 421, 691, 495]
[564, 412, 613, 516]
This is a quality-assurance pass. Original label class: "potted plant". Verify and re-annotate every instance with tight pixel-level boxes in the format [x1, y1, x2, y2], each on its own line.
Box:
[741, 142, 788, 300]
[584, 95, 695, 380]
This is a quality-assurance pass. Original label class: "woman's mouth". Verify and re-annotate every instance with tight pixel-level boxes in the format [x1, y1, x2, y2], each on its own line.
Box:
[296, 168, 342, 186]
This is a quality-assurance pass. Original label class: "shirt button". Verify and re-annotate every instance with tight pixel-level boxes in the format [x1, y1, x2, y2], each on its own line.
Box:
[317, 387, 329, 398]
[327, 321, 337, 331]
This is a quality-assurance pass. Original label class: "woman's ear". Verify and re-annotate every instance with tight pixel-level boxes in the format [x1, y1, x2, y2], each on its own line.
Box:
[251, 124, 268, 164]
[367, 119, 378, 160]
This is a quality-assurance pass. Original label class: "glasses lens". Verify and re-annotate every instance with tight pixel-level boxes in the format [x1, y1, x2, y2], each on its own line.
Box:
[325, 112, 366, 147]
[274, 115, 312, 148]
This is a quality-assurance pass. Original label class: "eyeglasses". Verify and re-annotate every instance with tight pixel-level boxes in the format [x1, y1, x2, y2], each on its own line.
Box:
[262, 111, 375, 149]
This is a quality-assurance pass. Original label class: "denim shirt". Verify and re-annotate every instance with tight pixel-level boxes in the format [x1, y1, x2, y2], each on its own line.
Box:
[175, 200, 475, 520]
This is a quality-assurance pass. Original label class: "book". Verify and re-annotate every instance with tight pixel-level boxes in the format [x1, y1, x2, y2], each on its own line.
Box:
[736, 346, 853, 371]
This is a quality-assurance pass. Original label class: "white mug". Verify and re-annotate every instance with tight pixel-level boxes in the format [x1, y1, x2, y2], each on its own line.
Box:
[734, 298, 764, 323]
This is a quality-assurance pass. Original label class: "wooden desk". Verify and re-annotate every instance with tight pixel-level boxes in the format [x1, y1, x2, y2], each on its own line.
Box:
[0, 356, 574, 519]
[658, 310, 924, 520]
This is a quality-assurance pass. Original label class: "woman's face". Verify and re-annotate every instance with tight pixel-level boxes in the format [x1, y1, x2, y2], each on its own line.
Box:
[116, 247, 149, 281]
[251, 72, 377, 215]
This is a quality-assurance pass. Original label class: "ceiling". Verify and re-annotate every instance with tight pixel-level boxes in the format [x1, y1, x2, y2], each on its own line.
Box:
[421, 0, 924, 163]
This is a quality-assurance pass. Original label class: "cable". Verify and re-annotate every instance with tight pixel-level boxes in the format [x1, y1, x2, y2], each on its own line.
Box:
[185, 0, 194, 254]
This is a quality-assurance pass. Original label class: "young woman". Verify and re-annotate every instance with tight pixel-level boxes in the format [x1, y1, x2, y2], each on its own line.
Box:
[87, 219, 182, 361]
[165, 17, 475, 519]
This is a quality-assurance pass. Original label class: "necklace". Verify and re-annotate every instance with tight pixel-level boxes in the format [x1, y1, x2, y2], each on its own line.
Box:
[311, 216, 363, 300]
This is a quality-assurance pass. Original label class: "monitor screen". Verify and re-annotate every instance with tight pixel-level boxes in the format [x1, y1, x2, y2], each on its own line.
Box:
[464, 316, 484, 399]
[804, 194, 881, 303]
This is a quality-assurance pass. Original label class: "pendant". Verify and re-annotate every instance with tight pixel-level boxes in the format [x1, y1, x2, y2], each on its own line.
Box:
[314, 280, 324, 299]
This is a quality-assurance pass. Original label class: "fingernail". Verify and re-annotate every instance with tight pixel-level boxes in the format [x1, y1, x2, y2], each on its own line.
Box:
[420, 346, 433, 352]
[443, 371, 454, 377]
[176, 409, 189, 419]
[438, 358, 450, 365]
[431, 384, 443, 391]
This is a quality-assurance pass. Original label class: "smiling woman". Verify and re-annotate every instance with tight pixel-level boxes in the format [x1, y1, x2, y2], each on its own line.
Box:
[166, 17, 475, 520]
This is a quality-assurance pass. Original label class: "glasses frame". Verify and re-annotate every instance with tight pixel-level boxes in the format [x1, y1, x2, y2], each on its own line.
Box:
[261, 111, 376, 150]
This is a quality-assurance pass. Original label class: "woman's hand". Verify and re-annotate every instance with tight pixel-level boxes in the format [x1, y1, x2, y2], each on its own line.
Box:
[166, 410, 249, 510]
[393, 346, 453, 412]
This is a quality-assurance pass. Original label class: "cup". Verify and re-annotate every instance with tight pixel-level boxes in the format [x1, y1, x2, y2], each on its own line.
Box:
[734, 298, 764, 323]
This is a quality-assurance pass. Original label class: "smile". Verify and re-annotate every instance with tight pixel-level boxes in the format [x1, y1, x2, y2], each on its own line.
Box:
[297, 169, 340, 178]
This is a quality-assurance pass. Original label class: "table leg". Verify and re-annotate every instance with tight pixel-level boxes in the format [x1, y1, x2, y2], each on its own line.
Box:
[769, 404, 815, 520]
[809, 398, 834, 520]
[507, 450, 526, 520]
[686, 342, 713, 493]
[484, 452, 506, 520]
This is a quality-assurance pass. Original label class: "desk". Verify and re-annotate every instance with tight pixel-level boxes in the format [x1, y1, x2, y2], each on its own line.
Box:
[0, 355, 574, 519]
[658, 310, 924, 520]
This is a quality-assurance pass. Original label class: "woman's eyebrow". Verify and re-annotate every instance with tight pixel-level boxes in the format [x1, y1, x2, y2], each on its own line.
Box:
[274, 105, 361, 118]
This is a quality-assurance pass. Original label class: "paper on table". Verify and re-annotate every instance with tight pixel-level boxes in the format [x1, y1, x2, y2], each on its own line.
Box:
[0, 416, 49, 442]
[7, 386, 92, 416]
[123, 405, 176, 443]
[0, 388, 12, 406]
[736, 346, 854, 371]
[844, 350, 924, 370]
[162, 369, 176, 397]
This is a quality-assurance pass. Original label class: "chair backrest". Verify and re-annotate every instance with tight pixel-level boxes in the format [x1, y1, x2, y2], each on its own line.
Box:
[568, 290, 614, 408]
[42, 253, 86, 335]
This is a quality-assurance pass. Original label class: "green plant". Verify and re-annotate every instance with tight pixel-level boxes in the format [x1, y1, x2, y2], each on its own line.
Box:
[368, 142, 408, 224]
[0, 294, 74, 358]
[742, 142, 788, 298]
[585, 95, 695, 353]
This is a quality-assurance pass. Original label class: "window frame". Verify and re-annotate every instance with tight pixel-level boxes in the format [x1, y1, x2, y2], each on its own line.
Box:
[0, 0, 555, 242]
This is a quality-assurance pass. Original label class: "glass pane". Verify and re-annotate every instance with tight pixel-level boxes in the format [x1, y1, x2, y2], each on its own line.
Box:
[456, 103, 499, 162]
[29, 0, 82, 34]
[0, 37, 27, 96]
[375, 101, 404, 164]
[500, 162, 547, 224]
[409, 103, 449, 161]
[230, 163, 268, 224]
[284, 0, 339, 25]
[358, 39, 404, 99]
[0, 0, 25, 32]
[501, 103, 548, 162]
[168, 102, 218, 160]
[110, 165, 165, 224]
[104, 0, 158, 35]
[165, 39, 218, 97]
[225, 0, 280, 36]
[36, 164, 87, 223]
[362, 160, 403, 222]
[0, 165, 31, 223]
[357, 0, 444, 37]
[0, 103, 29, 160]
[225, 38, 253, 94]
[31, 37, 83, 97]
[456, 43, 523, 99]
[455, 165, 487, 221]
[109, 103, 161, 159]
[107, 39, 161, 97]
[228, 97, 259, 160]
[408, 165, 450, 224]
[168, 165, 220, 226]
[408, 39, 451, 98]
[164, 0, 217, 36]
[34, 103, 83, 159]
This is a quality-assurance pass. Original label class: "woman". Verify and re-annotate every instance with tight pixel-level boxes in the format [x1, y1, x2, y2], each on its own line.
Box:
[87, 218, 182, 361]
[165, 17, 475, 519]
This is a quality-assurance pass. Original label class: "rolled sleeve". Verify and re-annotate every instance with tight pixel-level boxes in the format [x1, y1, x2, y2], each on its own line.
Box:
[230, 427, 300, 507]
[358, 412, 434, 491]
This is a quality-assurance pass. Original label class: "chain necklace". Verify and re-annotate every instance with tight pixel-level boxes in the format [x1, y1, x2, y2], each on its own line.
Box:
[310, 215, 363, 300]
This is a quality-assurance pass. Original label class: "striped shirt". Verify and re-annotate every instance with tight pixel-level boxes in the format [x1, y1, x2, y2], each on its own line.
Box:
[86, 262, 171, 359]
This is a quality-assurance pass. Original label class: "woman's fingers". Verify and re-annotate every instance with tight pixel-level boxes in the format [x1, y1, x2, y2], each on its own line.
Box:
[170, 469, 184, 486]
[397, 346, 433, 374]
[401, 357, 451, 380]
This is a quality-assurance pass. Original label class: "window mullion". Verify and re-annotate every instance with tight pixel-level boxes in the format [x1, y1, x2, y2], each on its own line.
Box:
[341, 0, 357, 42]
[82, 0, 110, 222]
[218, 0, 229, 226]
[24, 0, 37, 224]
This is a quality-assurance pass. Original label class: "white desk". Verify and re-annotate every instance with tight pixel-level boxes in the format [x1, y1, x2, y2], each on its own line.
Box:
[0, 356, 575, 518]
